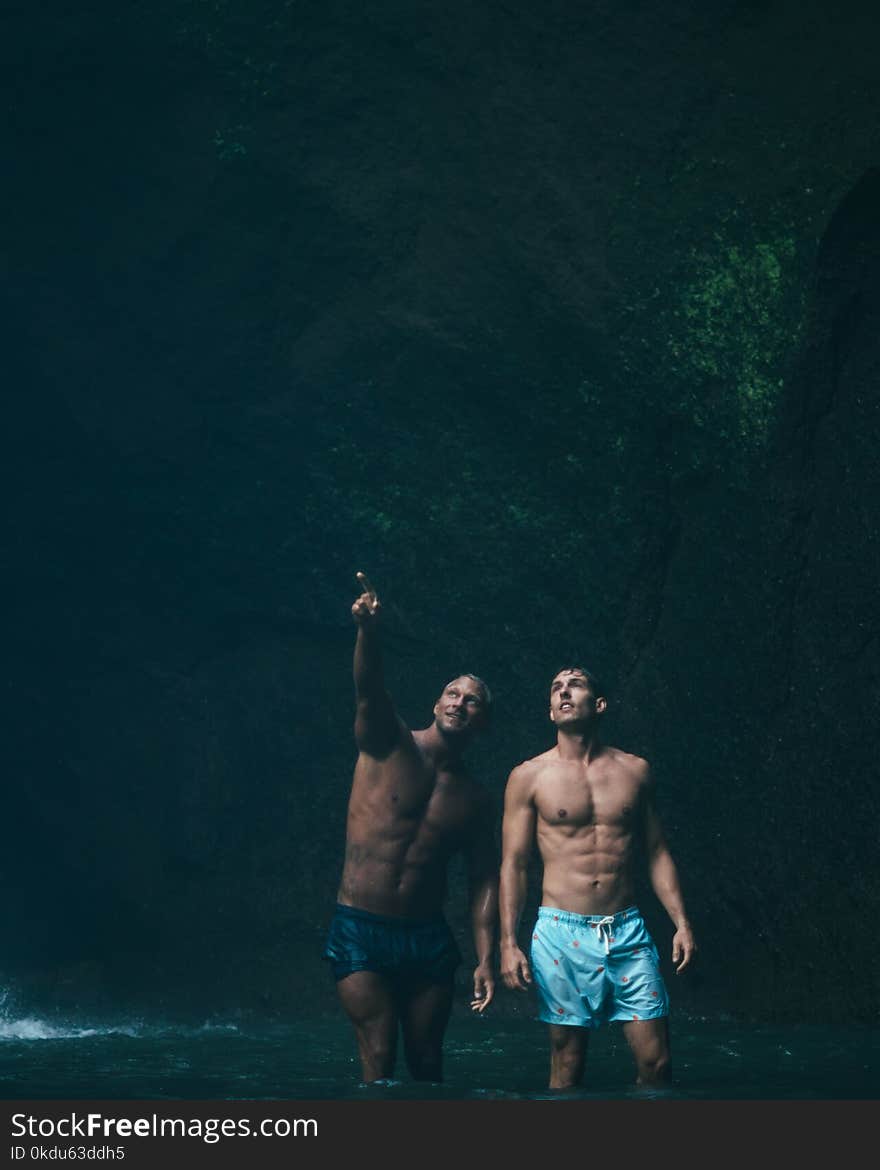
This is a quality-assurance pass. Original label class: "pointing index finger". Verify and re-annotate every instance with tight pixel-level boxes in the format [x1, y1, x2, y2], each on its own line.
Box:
[356, 571, 377, 597]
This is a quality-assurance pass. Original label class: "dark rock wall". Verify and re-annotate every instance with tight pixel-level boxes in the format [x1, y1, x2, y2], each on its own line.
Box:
[4, 1, 879, 1022]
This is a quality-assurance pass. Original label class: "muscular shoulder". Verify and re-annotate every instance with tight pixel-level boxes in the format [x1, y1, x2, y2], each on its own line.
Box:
[504, 750, 553, 796]
[604, 746, 652, 786]
[514, 746, 557, 771]
[444, 763, 494, 814]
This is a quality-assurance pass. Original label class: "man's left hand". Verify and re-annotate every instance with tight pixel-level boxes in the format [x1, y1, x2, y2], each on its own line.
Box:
[470, 963, 495, 1013]
[672, 924, 697, 974]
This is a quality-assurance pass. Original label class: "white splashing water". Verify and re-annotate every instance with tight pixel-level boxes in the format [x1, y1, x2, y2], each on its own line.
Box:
[0, 986, 239, 1042]
[0, 1018, 118, 1041]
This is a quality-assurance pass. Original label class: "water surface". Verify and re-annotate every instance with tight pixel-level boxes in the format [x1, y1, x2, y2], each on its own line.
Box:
[2, 1002, 876, 1100]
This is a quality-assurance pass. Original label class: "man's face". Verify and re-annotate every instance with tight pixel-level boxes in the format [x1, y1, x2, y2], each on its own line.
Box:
[549, 669, 606, 726]
[433, 676, 490, 736]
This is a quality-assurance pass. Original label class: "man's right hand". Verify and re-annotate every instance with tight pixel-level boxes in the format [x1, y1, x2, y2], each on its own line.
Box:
[352, 571, 381, 625]
[501, 943, 533, 992]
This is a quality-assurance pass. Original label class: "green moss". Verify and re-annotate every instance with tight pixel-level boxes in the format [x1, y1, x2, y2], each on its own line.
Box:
[668, 233, 804, 447]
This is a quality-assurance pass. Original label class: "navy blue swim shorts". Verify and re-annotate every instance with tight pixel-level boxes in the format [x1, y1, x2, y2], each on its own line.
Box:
[322, 903, 462, 984]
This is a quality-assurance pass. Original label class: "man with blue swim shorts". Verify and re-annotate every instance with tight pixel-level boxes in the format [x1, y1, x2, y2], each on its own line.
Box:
[500, 667, 696, 1090]
[323, 572, 498, 1085]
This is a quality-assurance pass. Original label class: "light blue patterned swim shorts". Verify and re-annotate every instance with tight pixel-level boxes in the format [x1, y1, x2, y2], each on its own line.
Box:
[530, 906, 669, 1028]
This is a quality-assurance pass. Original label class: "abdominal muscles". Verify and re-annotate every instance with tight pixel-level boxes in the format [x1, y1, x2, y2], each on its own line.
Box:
[338, 817, 451, 918]
[538, 823, 636, 916]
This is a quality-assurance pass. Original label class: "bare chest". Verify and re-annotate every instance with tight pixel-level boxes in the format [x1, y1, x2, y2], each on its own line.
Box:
[534, 765, 641, 831]
[352, 755, 478, 842]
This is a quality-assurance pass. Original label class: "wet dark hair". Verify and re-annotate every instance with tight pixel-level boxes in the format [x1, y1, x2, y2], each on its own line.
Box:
[551, 666, 606, 700]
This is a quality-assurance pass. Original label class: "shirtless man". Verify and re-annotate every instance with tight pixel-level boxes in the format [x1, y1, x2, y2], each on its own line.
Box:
[323, 572, 498, 1084]
[499, 666, 696, 1090]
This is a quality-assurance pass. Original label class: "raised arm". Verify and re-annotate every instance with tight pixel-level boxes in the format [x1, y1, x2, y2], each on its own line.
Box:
[464, 797, 500, 1013]
[641, 768, 697, 974]
[499, 763, 537, 991]
[351, 572, 401, 756]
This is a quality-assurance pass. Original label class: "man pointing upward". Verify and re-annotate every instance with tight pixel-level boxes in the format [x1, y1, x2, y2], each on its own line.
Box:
[323, 572, 498, 1084]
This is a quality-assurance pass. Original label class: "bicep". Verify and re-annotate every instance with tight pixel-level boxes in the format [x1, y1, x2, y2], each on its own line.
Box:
[640, 772, 668, 856]
[501, 774, 537, 864]
[353, 693, 403, 756]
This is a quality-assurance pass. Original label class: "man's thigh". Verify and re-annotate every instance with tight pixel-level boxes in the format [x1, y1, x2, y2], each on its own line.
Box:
[548, 1023, 591, 1057]
[336, 969, 398, 1032]
[398, 978, 454, 1044]
[621, 1016, 669, 1065]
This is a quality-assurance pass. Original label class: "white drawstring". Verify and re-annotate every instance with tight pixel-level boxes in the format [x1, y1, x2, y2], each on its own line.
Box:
[595, 916, 616, 954]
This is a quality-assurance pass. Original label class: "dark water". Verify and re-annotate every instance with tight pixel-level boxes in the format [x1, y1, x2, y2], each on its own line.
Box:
[2, 1000, 876, 1100]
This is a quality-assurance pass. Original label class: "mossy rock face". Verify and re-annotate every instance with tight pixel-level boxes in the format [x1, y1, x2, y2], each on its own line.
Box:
[667, 231, 804, 446]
